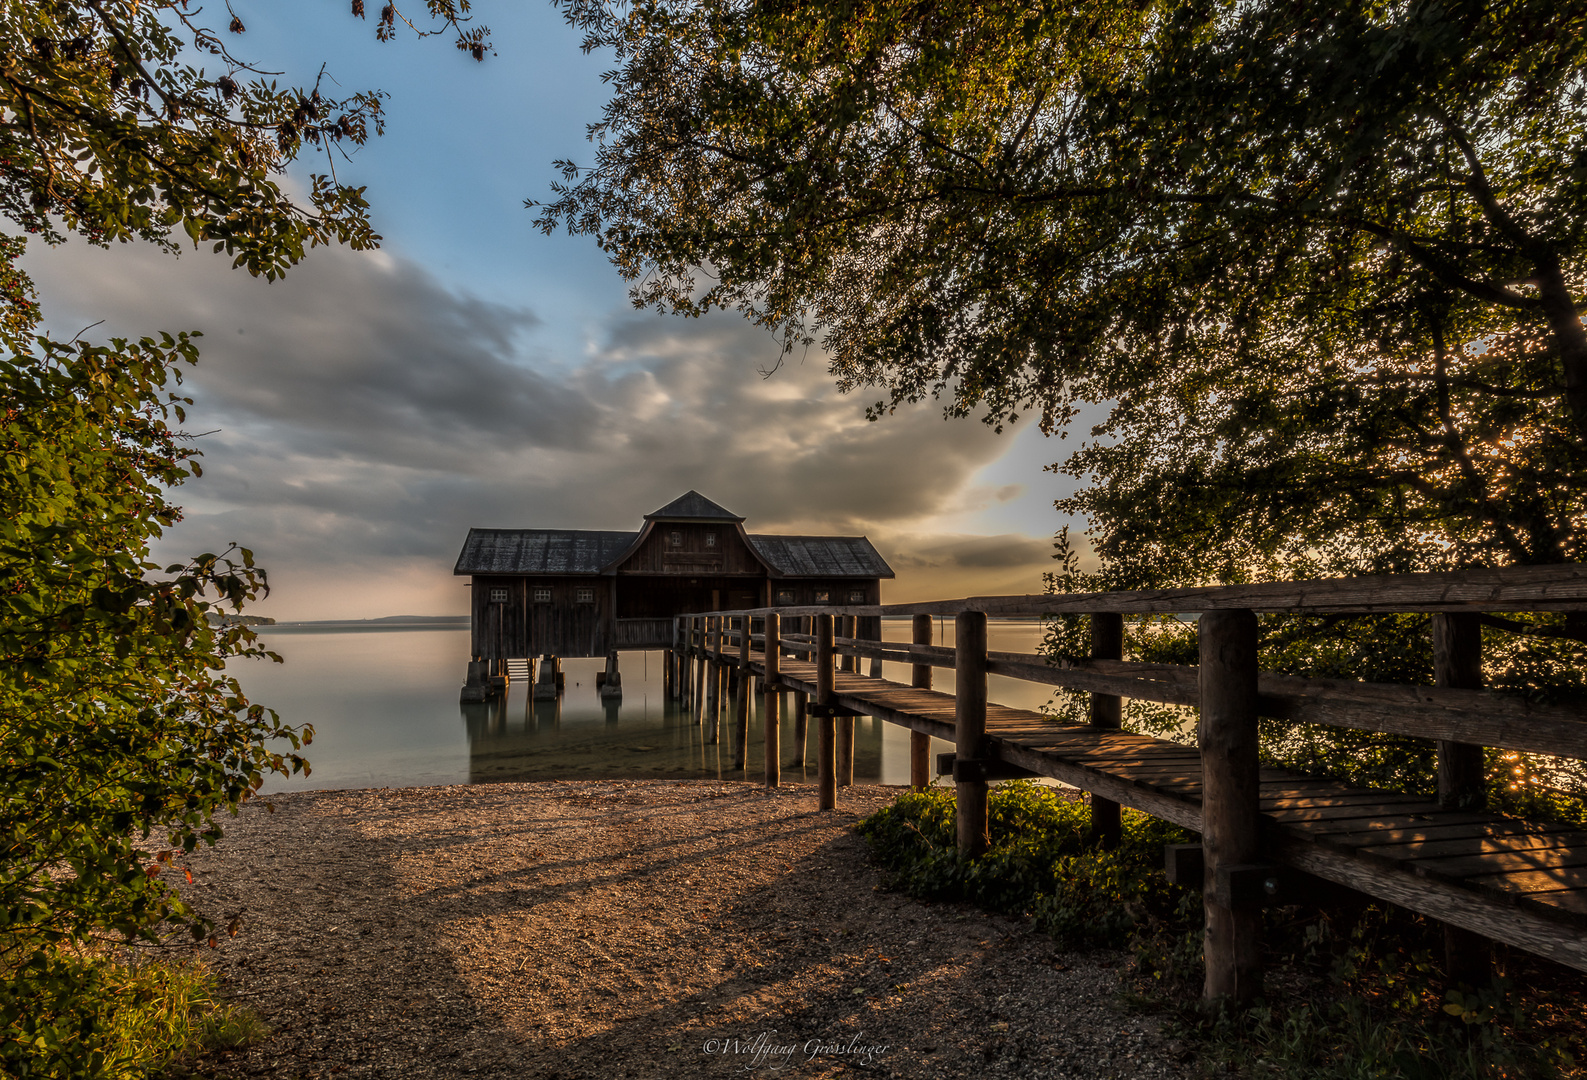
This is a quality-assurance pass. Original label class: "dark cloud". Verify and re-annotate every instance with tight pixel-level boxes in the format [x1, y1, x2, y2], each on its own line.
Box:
[20, 239, 1044, 616]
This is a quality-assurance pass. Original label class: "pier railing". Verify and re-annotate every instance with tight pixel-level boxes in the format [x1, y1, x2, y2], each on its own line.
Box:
[666, 563, 1587, 1001]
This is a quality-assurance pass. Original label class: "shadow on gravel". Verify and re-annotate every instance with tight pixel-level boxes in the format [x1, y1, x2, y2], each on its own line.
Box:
[180, 784, 1178, 1080]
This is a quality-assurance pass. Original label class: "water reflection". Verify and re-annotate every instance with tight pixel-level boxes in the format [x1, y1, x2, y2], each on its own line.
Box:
[243, 621, 1050, 793]
[460, 672, 887, 785]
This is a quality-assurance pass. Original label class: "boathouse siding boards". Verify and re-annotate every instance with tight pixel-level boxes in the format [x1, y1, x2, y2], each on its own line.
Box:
[455, 491, 893, 659]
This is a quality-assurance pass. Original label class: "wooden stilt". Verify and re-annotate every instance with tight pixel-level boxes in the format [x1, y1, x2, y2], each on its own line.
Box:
[706, 617, 722, 744]
[910, 613, 933, 789]
[732, 617, 750, 769]
[1199, 608, 1262, 1007]
[764, 614, 781, 788]
[955, 611, 989, 859]
[837, 615, 855, 786]
[817, 614, 836, 811]
[1435, 612, 1491, 986]
[1090, 612, 1124, 848]
[792, 692, 808, 767]
[692, 618, 706, 729]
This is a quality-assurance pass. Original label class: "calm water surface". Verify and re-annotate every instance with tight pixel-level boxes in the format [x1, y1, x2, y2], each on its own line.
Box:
[242, 620, 1056, 793]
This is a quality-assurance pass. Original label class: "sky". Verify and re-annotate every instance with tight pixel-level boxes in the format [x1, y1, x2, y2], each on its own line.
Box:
[19, 1, 1095, 620]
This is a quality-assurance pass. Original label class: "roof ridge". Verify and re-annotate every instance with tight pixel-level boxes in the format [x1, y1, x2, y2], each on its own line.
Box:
[644, 490, 744, 522]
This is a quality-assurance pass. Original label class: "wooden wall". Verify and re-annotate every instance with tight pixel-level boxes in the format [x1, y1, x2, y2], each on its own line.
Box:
[470, 575, 613, 659]
[471, 567, 883, 658]
[619, 522, 766, 576]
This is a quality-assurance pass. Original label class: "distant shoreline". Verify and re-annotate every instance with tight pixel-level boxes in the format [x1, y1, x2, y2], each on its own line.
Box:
[258, 615, 470, 633]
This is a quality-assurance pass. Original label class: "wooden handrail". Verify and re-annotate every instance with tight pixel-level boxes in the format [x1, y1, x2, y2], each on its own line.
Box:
[678, 562, 1587, 618]
[686, 625, 1587, 761]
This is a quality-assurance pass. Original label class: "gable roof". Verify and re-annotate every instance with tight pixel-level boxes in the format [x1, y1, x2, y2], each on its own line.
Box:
[748, 535, 895, 579]
[453, 528, 637, 576]
[644, 490, 744, 522]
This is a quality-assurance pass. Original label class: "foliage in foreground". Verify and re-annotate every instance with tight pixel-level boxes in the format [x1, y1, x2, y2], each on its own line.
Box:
[0, 943, 265, 1079]
[0, 4, 492, 1072]
[856, 782, 1191, 948]
[858, 782, 1585, 1079]
[0, 313, 309, 1074]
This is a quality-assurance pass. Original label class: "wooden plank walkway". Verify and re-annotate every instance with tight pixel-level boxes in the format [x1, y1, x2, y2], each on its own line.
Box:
[749, 650, 1587, 972]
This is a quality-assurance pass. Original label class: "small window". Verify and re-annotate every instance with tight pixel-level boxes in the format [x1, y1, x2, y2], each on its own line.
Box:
[533, 588, 552, 603]
[814, 589, 831, 604]
[776, 589, 795, 605]
[848, 590, 867, 604]
[489, 588, 508, 603]
[670, 531, 683, 546]
[576, 587, 595, 604]
[705, 532, 716, 547]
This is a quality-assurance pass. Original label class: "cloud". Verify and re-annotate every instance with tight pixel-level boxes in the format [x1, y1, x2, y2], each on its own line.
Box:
[20, 238, 1050, 617]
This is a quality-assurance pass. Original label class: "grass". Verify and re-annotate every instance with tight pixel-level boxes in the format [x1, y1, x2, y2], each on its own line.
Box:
[857, 781, 1587, 1080]
[0, 940, 267, 1078]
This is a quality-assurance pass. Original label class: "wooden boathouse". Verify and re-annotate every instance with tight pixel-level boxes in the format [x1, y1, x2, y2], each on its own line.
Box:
[454, 491, 892, 696]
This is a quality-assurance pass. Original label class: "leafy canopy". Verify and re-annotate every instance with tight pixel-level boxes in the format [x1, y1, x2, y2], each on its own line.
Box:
[537, 0, 1587, 577]
[1, 0, 490, 278]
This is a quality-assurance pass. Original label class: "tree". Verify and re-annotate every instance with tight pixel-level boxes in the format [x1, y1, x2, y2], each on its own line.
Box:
[536, 0, 1587, 581]
[537, 0, 1587, 811]
[0, 2, 487, 1072]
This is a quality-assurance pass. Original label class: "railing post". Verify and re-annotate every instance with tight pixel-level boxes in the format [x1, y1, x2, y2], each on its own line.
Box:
[792, 692, 808, 768]
[706, 616, 723, 744]
[837, 615, 855, 786]
[732, 616, 750, 769]
[1090, 612, 1124, 848]
[689, 616, 702, 712]
[865, 612, 883, 678]
[764, 613, 781, 788]
[910, 614, 933, 789]
[1199, 607, 1262, 1006]
[1433, 612, 1491, 986]
[955, 610, 989, 859]
[817, 614, 836, 810]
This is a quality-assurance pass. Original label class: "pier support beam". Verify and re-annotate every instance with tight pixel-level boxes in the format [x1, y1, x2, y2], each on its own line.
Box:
[532, 655, 562, 700]
[1434, 612, 1491, 986]
[764, 615, 781, 788]
[732, 617, 751, 769]
[1199, 608, 1262, 1007]
[460, 658, 493, 704]
[598, 650, 622, 700]
[954, 611, 989, 860]
[837, 616, 855, 787]
[817, 614, 836, 810]
[1090, 613, 1124, 848]
[791, 692, 808, 767]
[910, 614, 933, 789]
[706, 617, 723, 744]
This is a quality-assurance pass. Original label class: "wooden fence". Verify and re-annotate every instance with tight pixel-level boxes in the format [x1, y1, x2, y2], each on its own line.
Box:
[667, 563, 1587, 1004]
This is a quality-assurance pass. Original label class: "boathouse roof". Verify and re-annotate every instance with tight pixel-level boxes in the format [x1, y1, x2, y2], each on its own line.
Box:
[643, 490, 744, 522]
[453, 528, 636, 576]
[452, 528, 893, 578]
[453, 491, 893, 578]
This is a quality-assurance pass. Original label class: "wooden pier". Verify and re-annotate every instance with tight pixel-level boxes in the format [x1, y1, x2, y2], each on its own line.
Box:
[666, 564, 1587, 1004]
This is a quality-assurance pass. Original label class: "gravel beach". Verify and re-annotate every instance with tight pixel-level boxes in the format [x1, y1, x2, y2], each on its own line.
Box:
[175, 780, 1192, 1079]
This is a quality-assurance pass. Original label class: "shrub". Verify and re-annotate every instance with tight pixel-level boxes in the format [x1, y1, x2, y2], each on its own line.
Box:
[856, 781, 1192, 948]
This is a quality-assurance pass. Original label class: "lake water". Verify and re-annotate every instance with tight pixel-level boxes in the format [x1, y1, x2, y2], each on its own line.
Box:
[242, 619, 1056, 793]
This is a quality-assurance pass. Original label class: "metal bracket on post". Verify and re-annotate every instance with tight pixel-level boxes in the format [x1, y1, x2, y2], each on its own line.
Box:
[806, 702, 862, 718]
[937, 753, 1039, 783]
[1211, 863, 1287, 910]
